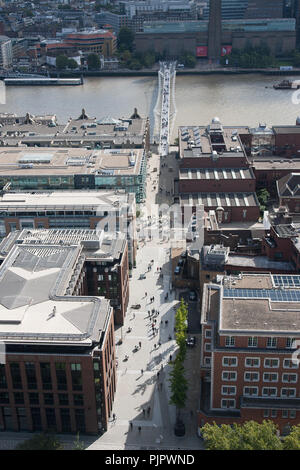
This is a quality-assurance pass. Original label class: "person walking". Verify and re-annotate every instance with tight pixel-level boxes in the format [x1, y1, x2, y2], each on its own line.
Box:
[139, 341, 142, 348]
[147, 406, 151, 416]
[138, 426, 141, 434]
[113, 413, 116, 421]
[143, 408, 145, 417]
[169, 354, 172, 362]
[154, 343, 156, 349]
[141, 369, 143, 375]
[130, 421, 133, 430]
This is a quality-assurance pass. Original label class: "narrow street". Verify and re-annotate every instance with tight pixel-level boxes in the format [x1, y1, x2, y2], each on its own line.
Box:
[86, 151, 203, 450]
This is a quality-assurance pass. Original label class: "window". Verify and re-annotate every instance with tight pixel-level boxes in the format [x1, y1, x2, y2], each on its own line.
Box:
[262, 387, 277, 397]
[225, 336, 235, 347]
[282, 373, 297, 383]
[286, 338, 297, 349]
[40, 363, 52, 390]
[243, 387, 258, 397]
[204, 357, 211, 366]
[0, 392, 9, 404]
[25, 363, 37, 390]
[222, 371, 237, 381]
[263, 410, 269, 418]
[271, 410, 277, 418]
[45, 408, 56, 431]
[29, 393, 39, 405]
[10, 363, 22, 389]
[14, 392, 24, 404]
[73, 394, 84, 406]
[75, 409, 85, 433]
[0, 365, 7, 389]
[204, 343, 211, 352]
[245, 358, 260, 368]
[98, 274, 104, 281]
[60, 408, 71, 433]
[71, 363, 82, 391]
[267, 337, 277, 349]
[244, 372, 259, 382]
[281, 388, 296, 398]
[282, 410, 289, 418]
[283, 359, 298, 369]
[264, 358, 279, 368]
[263, 373, 278, 382]
[221, 399, 236, 409]
[31, 408, 42, 431]
[222, 357, 238, 367]
[55, 363, 67, 391]
[205, 329, 212, 339]
[44, 393, 54, 405]
[221, 386, 236, 396]
[17, 408, 28, 431]
[248, 337, 258, 347]
[290, 410, 296, 419]
[58, 394, 69, 406]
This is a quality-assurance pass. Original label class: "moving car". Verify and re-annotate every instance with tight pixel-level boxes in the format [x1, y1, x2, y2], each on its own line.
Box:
[186, 336, 196, 347]
[189, 290, 197, 301]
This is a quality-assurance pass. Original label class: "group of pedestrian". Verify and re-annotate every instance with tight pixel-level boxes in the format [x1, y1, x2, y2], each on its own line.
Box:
[149, 296, 155, 303]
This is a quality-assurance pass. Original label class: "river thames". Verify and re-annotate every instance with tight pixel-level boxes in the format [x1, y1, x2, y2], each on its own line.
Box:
[1, 73, 300, 140]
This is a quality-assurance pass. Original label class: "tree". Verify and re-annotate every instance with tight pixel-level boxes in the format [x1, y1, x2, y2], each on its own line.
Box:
[257, 188, 270, 212]
[73, 433, 85, 450]
[169, 358, 188, 424]
[174, 298, 188, 361]
[283, 425, 300, 450]
[87, 53, 101, 70]
[16, 433, 64, 450]
[202, 421, 283, 450]
[67, 58, 79, 69]
[56, 54, 69, 70]
[118, 27, 135, 52]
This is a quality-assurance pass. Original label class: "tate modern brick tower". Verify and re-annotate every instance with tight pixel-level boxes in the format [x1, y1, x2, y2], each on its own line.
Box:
[208, 0, 222, 61]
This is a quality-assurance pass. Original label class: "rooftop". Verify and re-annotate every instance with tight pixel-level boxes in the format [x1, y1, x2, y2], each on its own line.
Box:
[0, 147, 144, 177]
[179, 192, 259, 208]
[0, 243, 111, 345]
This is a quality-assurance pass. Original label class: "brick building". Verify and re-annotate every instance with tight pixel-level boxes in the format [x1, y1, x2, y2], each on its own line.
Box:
[277, 173, 300, 213]
[176, 119, 260, 223]
[199, 273, 300, 435]
[0, 242, 116, 434]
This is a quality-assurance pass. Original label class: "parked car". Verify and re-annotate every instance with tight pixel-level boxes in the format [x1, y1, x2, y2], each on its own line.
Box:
[186, 336, 196, 347]
[178, 259, 184, 267]
[180, 250, 187, 259]
[174, 266, 181, 275]
[131, 304, 141, 309]
[189, 290, 197, 301]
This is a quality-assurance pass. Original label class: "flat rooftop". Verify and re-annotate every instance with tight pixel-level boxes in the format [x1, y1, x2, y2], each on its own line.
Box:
[0, 243, 110, 345]
[252, 158, 300, 171]
[0, 228, 127, 262]
[179, 192, 259, 208]
[0, 190, 135, 212]
[0, 147, 144, 177]
[179, 168, 253, 180]
[179, 124, 249, 158]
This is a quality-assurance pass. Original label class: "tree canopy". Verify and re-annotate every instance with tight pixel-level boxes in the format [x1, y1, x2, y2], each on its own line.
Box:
[87, 53, 101, 70]
[202, 421, 283, 450]
[118, 27, 135, 52]
[16, 433, 64, 450]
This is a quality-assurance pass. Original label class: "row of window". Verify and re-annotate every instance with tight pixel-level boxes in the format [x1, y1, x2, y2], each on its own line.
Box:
[222, 386, 298, 398]
[222, 357, 298, 369]
[225, 336, 297, 349]
[221, 399, 297, 419]
[0, 362, 82, 391]
[0, 391, 84, 407]
[222, 371, 298, 383]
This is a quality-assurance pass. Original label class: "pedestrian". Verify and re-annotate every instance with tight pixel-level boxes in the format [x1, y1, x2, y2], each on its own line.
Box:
[139, 341, 142, 348]
[113, 413, 116, 421]
[154, 343, 156, 349]
[157, 371, 160, 378]
[130, 421, 133, 430]
[165, 320, 168, 325]
[141, 369, 143, 375]
[148, 310, 150, 317]
[143, 408, 145, 416]
[145, 292, 147, 297]
[138, 426, 141, 433]
[169, 355, 172, 362]
[158, 341, 161, 347]
[147, 406, 151, 416]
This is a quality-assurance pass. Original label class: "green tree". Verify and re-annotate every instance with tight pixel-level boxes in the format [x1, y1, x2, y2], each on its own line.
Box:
[118, 27, 135, 52]
[202, 421, 283, 450]
[73, 433, 85, 450]
[169, 358, 188, 424]
[283, 425, 300, 449]
[67, 58, 78, 69]
[56, 54, 69, 70]
[174, 298, 188, 361]
[16, 433, 64, 450]
[257, 188, 270, 212]
[87, 53, 101, 70]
